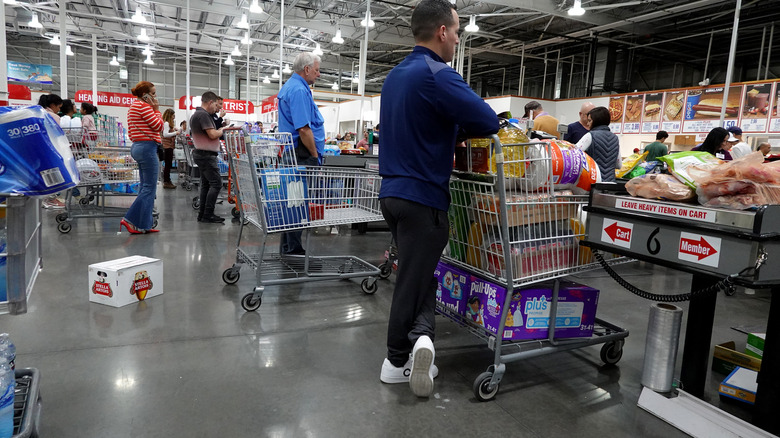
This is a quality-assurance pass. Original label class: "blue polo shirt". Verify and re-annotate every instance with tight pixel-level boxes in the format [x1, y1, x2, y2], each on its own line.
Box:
[379, 46, 499, 211]
[278, 72, 325, 162]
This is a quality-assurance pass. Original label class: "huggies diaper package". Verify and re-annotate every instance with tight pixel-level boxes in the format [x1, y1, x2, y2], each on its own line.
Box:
[0, 106, 79, 195]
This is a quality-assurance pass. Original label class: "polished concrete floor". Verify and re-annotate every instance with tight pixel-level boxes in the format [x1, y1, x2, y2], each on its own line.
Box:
[0, 178, 772, 437]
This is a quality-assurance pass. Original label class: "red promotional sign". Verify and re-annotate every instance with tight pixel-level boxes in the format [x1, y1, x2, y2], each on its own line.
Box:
[75, 90, 136, 107]
[7, 83, 32, 101]
[177, 96, 254, 114]
[261, 94, 278, 114]
[679, 236, 717, 261]
[603, 222, 631, 243]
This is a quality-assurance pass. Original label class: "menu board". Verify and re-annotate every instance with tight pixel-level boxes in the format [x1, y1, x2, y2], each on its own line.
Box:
[661, 90, 685, 133]
[608, 96, 624, 134]
[641, 92, 662, 133]
[622, 94, 643, 133]
[682, 86, 742, 133]
[770, 85, 780, 131]
[741, 83, 772, 132]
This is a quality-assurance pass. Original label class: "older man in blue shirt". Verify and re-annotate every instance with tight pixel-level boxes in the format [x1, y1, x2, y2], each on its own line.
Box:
[277, 52, 324, 254]
[378, 0, 499, 398]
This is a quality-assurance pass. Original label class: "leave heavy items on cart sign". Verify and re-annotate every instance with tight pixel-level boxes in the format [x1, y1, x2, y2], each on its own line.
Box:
[221, 128, 385, 312]
[439, 135, 629, 402]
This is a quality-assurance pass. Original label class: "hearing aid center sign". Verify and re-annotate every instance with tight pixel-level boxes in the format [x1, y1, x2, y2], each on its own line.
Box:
[89, 256, 163, 307]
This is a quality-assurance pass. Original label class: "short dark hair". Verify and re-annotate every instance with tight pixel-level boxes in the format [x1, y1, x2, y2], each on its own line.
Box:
[201, 91, 219, 103]
[656, 130, 669, 140]
[411, 0, 456, 43]
[38, 93, 62, 109]
[523, 101, 542, 119]
[588, 107, 611, 128]
[60, 99, 75, 115]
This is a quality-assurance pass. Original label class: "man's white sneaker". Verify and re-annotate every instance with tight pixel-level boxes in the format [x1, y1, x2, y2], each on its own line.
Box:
[410, 335, 435, 397]
[380, 357, 438, 384]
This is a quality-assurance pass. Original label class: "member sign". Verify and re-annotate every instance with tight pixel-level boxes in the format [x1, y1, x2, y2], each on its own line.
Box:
[601, 219, 633, 249]
[678, 232, 721, 267]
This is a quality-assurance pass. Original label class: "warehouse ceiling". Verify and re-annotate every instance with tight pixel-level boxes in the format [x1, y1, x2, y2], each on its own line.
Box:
[4, 0, 780, 98]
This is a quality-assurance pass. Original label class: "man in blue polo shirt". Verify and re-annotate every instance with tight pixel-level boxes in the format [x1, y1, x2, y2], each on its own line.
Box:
[378, 0, 499, 398]
[277, 52, 324, 255]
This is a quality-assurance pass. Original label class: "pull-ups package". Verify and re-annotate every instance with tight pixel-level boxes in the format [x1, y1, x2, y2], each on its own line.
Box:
[0, 106, 79, 195]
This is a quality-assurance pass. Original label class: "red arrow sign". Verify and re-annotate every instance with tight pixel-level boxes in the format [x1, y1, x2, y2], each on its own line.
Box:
[604, 222, 631, 242]
[679, 237, 717, 261]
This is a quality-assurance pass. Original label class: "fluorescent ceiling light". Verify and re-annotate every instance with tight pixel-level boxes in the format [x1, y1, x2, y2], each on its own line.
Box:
[142, 45, 153, 56]
[50, 34, 61, 46]
[249, 0, 263, 14]
[332, 29, 344, 44]
[568, 0, 585, 16]
[360, 11, 374, 28]
[241, 31, 252, 45]
[272, 69, 279, 79]
[110, 56, 120, 66]
[144, 53, 154, 65]
[28, 13, 42, 29]
[331, 82, 339, 90]
[263, 76, 270, 84]
[465, 15, 479, 33]
[237, 13, 249, 29]
[283, 64, 291, 74]
[231, 45, 242, 56]
[312, 43, 323, 57]
[131, 8, 146, 24]
[225, 55, 234, 66]
[66, 45, 74, 56]
[138, 28, 150, 42]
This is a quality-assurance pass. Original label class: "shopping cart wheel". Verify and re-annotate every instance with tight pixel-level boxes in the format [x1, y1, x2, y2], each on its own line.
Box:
[600, 341, 624, 365]
[222, 268, 240, 284]
[378, 262, 392, 279]
[183, 182, 192, 191]
[55, 213, 68, 223]
[241, 293, 261, 311]
[232, 207, 240, 218]
[192, 196, 199, 210]
[57, 222, 72, 233]
[473, 372, 500, 402]
[361, 278, 378, 294]
[79, 197, 90, 205]
[724, 285, 737, 296]
[152, 218, 158, 228]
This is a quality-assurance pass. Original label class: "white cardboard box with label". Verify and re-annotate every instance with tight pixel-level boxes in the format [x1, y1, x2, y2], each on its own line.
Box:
[88, 256, 163, 307]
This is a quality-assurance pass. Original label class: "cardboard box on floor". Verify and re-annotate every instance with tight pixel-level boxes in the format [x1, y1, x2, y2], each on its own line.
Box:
[88, 256, 163, 307]
[711, 341, 761, 375]
[718, 366, 758, 405]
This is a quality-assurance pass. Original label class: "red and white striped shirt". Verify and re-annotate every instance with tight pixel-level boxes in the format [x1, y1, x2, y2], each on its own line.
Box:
[127, 99, 164, 143]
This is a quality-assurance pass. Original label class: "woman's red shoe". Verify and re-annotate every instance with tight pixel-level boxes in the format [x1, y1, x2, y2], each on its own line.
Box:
[119, 219, 145, 234]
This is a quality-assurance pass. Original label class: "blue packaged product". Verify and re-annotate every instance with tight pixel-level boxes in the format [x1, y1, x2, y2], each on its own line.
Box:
[0, 105, 80, 196]
[259, 167, 309, 230]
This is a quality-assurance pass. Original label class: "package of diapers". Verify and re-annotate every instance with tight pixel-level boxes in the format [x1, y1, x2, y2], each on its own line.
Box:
[0, 105, 80, 195]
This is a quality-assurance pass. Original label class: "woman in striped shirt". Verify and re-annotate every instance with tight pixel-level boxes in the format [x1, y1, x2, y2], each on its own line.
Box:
[121, 81, 164, 234]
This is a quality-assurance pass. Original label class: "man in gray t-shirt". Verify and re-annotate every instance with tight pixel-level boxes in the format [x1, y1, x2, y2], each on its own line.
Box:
[189, 91, 225, 223]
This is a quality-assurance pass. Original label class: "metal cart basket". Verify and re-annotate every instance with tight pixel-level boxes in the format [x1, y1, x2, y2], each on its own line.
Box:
[221, 128, 385, 311]
[440, 135, 629, 401]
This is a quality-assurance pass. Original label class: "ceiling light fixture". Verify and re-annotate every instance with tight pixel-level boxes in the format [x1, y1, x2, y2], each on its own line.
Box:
[360, 11, 375, 28]
[250, 0, 263, 14]
[138, 28, 150, 42]
[567, 0, 585, 16]
[241, 31, 252, 45]
[66, 45, 74, 56]
[131, 8, 146, 24]
[465, 15, 479, 33]
[50, 34, 61, 46]
[225, 55, 234, 66]
[28, 13, 42, 28]
[272, 69, 279, 79]
[312, 43, 323, 57]
[237, 13, 250, 29]
[332, 29, 344, 44]
[283, 64, 291, 74]
[110, 56, 120, 66]
[331, 82, 339, 90]
[142, 45, 153, 56]
[231, 45, 242, 56]
[263, 76, 270, 84]
[144, 53, 154, 65]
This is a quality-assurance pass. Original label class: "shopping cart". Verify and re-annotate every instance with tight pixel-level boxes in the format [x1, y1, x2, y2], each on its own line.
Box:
[221, 128, 384, 311]
[438, 135, 629, 401]
[55, 129, 157, 233]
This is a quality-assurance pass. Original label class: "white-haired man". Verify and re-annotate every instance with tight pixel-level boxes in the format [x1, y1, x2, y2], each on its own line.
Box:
[277, 51, 324, 255]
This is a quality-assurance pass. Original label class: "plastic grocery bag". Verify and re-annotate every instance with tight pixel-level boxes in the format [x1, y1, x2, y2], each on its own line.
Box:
[625, 173, 695, 201]
[692, 152, 780, 209]
[0, 105, 80, 195]
[657, 151, 721, 189]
